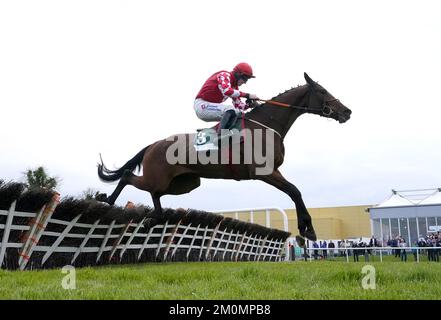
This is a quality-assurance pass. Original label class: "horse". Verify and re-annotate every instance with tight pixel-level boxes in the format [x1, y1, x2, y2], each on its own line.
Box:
[97, 73, 352, 244]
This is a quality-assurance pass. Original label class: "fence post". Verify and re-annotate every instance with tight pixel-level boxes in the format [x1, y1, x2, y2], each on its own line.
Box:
[109, 219, 133, 262]
[205, 220, 223, 261]
[186, 224, 200, 261]
[41, 214, 82, 265]
[163, 220, 182, 261]
[198, 226, 210, 261]
[155, 221, 169, 259]
[19, 192, 60, 271]
[171, 223, 192, 259]
[0, 201, 16, 268]
[240, 233, 252, 261]
[109, 201, 136, 262]
[222, 229, 235, 261]
[72, 219, 100, 264]
[96, 220, 115, 263]
[212, 227, 228, 260]
[137, 226, 155, 261]
[120, 217, 147, 260]
[235, 232, 246, 261]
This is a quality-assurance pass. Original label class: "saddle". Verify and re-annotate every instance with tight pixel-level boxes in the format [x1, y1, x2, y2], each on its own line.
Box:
[193, 115, 245, 151]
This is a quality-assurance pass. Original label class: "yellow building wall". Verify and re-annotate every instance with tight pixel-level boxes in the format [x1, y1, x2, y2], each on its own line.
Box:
[286, 205, 372, 239]
[220, 205, 371, 240]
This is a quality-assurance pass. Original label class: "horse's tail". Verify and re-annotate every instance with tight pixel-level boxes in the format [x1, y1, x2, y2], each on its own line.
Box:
[97, 145, 150, 182]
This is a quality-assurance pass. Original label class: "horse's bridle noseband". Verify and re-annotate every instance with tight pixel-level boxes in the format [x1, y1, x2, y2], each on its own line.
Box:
[307, 85, 340, 116]
[321, 98, 340, 116]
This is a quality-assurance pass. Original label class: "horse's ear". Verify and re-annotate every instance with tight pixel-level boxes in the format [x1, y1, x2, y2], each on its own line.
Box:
[304, 72, 314, 85]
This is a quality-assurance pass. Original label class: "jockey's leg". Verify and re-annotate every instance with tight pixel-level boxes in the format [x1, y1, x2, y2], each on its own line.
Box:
[216, 109, 237, 135]
[193, 98, 237, 123]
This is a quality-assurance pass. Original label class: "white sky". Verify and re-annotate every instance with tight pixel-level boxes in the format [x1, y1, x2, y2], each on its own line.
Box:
[1, 0, 440, 211]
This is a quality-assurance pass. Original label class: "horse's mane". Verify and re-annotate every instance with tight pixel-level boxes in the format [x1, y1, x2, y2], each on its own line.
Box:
[246, 84, 308, 118]
[269, 84, 308, 101]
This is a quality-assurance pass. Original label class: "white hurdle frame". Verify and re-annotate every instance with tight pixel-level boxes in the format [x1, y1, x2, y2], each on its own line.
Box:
[1, 202, 289, 270]
[213, 207, 290, 261]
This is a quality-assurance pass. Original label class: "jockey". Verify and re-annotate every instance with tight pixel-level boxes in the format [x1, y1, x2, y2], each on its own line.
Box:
[194, 62, 259, 136]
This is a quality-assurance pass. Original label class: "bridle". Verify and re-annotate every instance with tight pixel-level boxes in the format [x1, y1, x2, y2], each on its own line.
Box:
[255, 85, 340, 116]
[245, 84, 341, 139]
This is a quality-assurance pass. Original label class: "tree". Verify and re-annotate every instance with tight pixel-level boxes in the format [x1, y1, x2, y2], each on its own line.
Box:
[24, 166, 59, 190]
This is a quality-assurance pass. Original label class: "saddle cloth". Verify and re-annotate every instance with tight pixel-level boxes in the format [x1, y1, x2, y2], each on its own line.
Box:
[193, 115, 245, 151]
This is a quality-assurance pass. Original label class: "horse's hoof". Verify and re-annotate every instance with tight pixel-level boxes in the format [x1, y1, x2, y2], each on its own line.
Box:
[143, 217, 156, 228]
[305, 229, 317, 241]
[150, 210, 163, 219]
[95, 193, 108, 203]
[295, 235, 305, 247]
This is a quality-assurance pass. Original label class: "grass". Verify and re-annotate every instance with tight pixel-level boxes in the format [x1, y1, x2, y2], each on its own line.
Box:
[1, 260, 441, 300]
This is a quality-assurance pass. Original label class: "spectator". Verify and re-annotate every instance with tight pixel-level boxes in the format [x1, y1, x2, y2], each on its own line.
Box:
[369, 235, 378, 247]
[328, 241, 335, 260]
[412, 240, 419, 262]
[353, 242, 359, 262]
[434, 235, 440, 262]
[392, 236, 400, 258]
[427, 236, 434, 261]
[312, 241, 319, 260]
[321, 240, 328, 260]
[400, 237, 407, 262]
[289, 242, 294, 261]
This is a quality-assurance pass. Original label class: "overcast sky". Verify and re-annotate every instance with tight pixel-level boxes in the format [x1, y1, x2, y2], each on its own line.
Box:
[1, 0, 440, 212]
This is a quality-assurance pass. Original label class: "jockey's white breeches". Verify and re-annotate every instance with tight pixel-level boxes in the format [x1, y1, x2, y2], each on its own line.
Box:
[194, 98, 240, 122]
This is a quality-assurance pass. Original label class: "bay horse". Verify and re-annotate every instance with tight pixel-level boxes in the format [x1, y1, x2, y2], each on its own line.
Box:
[97, 73, 351, 243]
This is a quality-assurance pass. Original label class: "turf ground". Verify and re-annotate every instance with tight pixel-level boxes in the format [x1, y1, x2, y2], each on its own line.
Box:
[1, 259, 441, 300]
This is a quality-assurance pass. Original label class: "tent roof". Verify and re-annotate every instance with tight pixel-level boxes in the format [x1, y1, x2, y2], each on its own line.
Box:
[373, 188, 441, 208]
[375, 193, 415, 208]
[419, 189, 441, 205]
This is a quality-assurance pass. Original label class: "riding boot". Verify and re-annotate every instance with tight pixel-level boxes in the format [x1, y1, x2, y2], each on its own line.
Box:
[216, 110, 237, 138]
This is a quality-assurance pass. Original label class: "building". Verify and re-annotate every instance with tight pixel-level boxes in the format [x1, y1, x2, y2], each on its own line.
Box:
[368, 188, 441, 246]
[220, 204, 372, 240]
[220, 188, 441, 246]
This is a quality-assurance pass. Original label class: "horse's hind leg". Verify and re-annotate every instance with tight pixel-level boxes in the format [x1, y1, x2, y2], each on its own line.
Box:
[151, 194, 163, 217]
[105, 170, 136, 205]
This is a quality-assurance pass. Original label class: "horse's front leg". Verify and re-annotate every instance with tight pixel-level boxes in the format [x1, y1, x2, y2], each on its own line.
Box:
[257, 170, 317, 243]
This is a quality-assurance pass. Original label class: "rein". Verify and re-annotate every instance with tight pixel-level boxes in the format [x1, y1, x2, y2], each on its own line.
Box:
[243, 86, 340, 139]
[256, 98, 339, 116]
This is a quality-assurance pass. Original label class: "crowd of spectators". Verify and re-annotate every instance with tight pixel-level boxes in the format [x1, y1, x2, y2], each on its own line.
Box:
[289, 232, 441, 262]
[414, 232, 441, 262]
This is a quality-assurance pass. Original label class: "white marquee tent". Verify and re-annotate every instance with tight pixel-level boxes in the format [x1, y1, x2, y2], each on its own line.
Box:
[368, 188, 441, 244]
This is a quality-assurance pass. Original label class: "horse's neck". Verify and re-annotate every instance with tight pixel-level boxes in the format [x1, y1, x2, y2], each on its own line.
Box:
[247, 85, 309, 138]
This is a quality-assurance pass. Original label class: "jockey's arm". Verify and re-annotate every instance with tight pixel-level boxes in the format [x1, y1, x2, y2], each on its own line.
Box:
[217, 72, 248, 101]
[232, 97, 247, 110]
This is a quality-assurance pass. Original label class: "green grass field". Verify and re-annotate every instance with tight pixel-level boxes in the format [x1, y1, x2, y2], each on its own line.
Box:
[1, 260, 441, 300]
